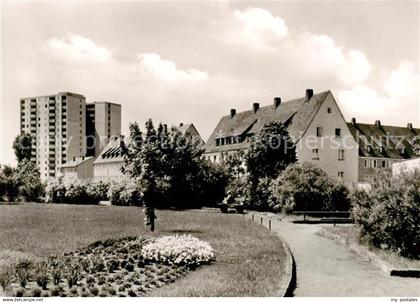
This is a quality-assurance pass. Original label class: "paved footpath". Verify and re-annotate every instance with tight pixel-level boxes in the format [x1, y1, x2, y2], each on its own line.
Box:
[259, 216, 420, 296]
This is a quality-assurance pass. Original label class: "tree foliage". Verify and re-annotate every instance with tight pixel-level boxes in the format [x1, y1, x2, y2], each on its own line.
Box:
[270, 162, 350, 213]
[0, 159, 44, 202]
[123, 119, 226, 213]
[13, 134, 32, 163]
[351, 169, 420, 259]
[244, 121, 297, 209]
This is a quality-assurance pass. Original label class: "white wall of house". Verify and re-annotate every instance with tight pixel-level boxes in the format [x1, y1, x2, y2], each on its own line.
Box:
[296, 93, 359, 184]
[392, 157, 420, 176]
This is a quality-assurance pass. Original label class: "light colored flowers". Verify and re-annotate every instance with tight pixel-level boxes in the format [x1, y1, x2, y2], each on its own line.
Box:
[141, 235, 215, 267]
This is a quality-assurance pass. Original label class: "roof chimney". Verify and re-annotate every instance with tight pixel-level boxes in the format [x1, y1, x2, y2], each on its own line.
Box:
[253, 102, 259, 113]
[407, 123, 413, 131]
[351, 117, 356, 125]
[230, 109, 236, 118]
[273, 97, 281, 109]
[375, 120, 381, 128]
[179, 123, 183, 127]
[306, 89, 314, 101]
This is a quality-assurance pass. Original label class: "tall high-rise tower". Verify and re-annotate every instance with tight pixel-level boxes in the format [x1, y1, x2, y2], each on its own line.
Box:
[20, 92, 86, 181]
[86, 102, 121, 157]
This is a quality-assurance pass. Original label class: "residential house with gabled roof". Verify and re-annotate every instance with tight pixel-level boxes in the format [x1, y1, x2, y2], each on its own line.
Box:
[93, 122, 203, 182]
[176, 123, 205, 147]
[60, 156, 95, 183]
[204, 89, 360, 185]
[93, 136, 129, 182]
[347, 118, 420, 182]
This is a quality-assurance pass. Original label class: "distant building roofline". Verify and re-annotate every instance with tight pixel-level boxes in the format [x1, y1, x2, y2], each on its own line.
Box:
[20, 92, 85, 100]
[86, 101, 122, 107]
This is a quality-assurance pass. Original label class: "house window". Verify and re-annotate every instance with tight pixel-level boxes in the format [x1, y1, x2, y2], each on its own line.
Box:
[338, 150, 345, 160]
[312, 148, 319, 160]
[327, 107, 332, 113]
[364, 159, 368, 167]
[381, 160, 386, 168]
[373, 160, 377, 168]
[335, 128, 341, 137]
[221, 138, 225, 145]
[213, 155, 217, 162]
[338, 171, 344, 179]
[216, 138, 220, 146]
[316, 127, 323, 137]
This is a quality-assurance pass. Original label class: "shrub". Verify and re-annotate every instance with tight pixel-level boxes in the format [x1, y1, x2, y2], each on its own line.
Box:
[15, 288, 25, 297]
[244, 176, 273, 211]
[351, 169, 420, 259]
[125, 263, 134, 272]
[86, 181, 110, 204]
[107, 179, 142, 206]
[48, 255, 63, 285]
[108, 286, 117, 295]
[97, 275, 106, 285]
[46, 179, 106, 205]
[0, 264, 15, 290]
[31, 287, 42, 297]
[89, 255, 105, 273]
[270, 162, 350, 213]
[89, 286, 99, 296]
[107, 259, 119, 273]
[63, 258, 83, 288]
[50, 285, 63, 296]
[70, 287, 78, 296]
[14, 258, 32, 288]
[33, 260, 49, 290]
[141, 235, 215, 268]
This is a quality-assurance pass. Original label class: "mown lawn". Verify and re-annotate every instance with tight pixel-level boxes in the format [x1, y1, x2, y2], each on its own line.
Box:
[322, 225, 420, 270]
[0, 203, 287, 296]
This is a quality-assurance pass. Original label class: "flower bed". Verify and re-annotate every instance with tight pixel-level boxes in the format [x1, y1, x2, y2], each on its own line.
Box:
[141, 235, 215, 268]
[0, 235, 215, 297]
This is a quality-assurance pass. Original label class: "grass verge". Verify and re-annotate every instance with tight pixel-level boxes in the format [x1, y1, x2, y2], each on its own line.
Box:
[320, 225, 420, 270]
[0, 203, 287, 296]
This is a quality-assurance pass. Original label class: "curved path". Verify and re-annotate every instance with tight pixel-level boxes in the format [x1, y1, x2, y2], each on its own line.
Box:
[262, 217, 419, 296]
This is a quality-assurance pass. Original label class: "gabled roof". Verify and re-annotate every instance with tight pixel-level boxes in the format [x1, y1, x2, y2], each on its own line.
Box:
[177, 123, 192, 135]
[61, 156, 94, 168]
[347, 122, 420, 159]
[93, 137, 128, 164]
[204, 91, 330, 153]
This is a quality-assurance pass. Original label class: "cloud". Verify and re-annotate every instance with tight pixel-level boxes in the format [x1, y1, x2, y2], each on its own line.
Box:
[232, 8, 371, 85]
[48, 35, 111, 63]
[234, 7, 288, 50]
[138, 53, 209, 84]
[338, 62, 420, 124]
[384, 61, 420, 101]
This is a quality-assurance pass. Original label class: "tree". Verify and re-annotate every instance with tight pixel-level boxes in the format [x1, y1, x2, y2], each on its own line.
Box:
[245, 121, 296, 181]
[270, 162, 350, 213]
[16, 159, 44, 202]
[244, 121, 297, 209]
[124, 119, 223, 229]
[13, 134, 32, 163]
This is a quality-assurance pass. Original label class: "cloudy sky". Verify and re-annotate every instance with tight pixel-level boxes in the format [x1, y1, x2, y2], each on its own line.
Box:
[1, 0, 419, 165]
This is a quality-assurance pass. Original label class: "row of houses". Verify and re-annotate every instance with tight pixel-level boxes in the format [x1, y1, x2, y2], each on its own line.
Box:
[23, 90, 419, 185]
[60, 123, 203, 183]
[204, 89, 419, 185]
